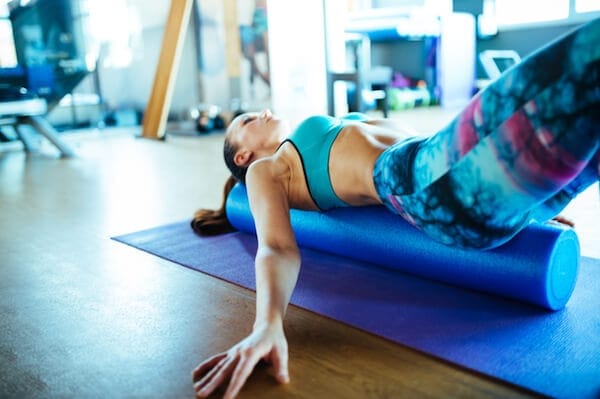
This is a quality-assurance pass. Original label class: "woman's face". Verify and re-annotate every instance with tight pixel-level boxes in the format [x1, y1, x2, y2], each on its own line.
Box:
[227, 109, 289, 156]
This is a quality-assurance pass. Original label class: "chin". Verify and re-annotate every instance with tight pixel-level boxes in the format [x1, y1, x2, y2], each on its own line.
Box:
[271, 120, 290, 138]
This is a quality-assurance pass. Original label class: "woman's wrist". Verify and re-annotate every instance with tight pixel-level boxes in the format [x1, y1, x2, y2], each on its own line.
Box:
[253, 314, 284, 332]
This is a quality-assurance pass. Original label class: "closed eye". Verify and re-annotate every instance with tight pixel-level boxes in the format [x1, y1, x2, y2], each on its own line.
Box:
[242, 116, 256, 125]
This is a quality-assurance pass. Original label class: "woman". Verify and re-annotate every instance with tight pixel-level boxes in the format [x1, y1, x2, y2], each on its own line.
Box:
[192, 19, 599, 399]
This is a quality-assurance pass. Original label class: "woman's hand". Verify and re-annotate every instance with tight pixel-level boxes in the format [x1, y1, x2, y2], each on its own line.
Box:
[192, 322, 290, 399]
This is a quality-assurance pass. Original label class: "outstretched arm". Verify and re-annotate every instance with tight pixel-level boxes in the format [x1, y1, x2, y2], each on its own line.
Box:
[193, 161, 300, 399]
[249, 162, 301, 334]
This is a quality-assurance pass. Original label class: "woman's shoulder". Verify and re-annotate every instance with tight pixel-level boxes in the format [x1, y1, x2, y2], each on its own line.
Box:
[247, 152, 292, 184]
[247, 156, 277, 179]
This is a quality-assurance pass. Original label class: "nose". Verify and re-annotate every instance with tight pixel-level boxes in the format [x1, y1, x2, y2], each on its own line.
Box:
[260, 109, 272, 119]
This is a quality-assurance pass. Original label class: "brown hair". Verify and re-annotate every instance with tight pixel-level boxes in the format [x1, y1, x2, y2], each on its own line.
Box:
[191, 175, 238, 235]
[191, 129, 249, 236]
[223, 136, 248, 183]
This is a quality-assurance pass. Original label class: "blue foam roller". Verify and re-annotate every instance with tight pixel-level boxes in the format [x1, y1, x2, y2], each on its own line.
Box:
[226, 184, 580, 310]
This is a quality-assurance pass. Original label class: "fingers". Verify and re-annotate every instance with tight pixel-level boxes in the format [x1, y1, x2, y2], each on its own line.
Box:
[192, 353, 226, 382]
[271, 343, 290, 384]
[195, 356, 237, 398]
[193, 347, 264, 399]
[223, 350, 262, 399]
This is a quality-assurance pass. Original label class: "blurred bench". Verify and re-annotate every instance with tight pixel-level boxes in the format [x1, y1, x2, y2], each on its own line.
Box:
[0, 98, 74, 157]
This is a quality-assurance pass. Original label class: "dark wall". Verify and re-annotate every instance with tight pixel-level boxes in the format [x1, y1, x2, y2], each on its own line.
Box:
[371, 21, 587, 80]
[371, 40, 426, 80]
[475, 23, 581, 78]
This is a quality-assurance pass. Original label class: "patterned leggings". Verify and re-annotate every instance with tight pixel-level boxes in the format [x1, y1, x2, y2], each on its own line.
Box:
[373, 18, 600, 250]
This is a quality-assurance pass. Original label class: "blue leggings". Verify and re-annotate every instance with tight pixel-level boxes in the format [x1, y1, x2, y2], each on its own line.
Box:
[373, 18, 600, 250]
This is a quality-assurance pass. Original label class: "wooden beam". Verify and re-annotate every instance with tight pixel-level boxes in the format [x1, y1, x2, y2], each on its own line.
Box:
[222, 0, 241, 79]
[141, 0, 194, 139]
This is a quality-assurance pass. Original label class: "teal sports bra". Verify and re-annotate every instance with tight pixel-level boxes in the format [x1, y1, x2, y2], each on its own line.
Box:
[282, 113, 369, 210]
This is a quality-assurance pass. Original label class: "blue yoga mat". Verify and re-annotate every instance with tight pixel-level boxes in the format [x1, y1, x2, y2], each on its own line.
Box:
[226, 184, 580, 310]
[112, 222, 600, 398]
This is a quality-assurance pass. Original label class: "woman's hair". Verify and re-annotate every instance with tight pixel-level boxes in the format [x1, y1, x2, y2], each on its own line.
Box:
[191, 174, 238, 235]
[191, 131, 249, 236]
[223, 138, 248, 183]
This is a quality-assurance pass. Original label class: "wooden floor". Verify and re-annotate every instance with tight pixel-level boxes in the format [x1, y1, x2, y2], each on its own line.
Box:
[1, 109, 598, 398]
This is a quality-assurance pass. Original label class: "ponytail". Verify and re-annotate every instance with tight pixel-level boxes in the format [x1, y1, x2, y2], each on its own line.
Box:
[191, 175, 238, 236]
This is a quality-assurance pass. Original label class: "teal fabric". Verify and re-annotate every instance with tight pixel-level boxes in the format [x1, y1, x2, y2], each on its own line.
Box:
[284, 113, 369, 210]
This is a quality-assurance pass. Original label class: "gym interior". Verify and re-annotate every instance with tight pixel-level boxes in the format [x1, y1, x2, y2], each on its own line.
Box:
[1, 0, 599, 398]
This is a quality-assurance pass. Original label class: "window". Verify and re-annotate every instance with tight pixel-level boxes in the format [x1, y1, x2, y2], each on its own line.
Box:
[495, 0, 570, 26]
[80, 0, 142, 68]
[0, 3, 18, 68]
[576, 0, 600, 13]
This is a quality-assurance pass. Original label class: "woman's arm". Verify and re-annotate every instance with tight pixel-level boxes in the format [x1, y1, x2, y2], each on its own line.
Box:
[249, 160, 301, 328]
[193, 161, 301, 399]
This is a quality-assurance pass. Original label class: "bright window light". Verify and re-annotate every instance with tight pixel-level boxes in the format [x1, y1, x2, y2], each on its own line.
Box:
[496, 0, 569, 25]
[576, 0, 600, 13]
[0, 20, 18, 67]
